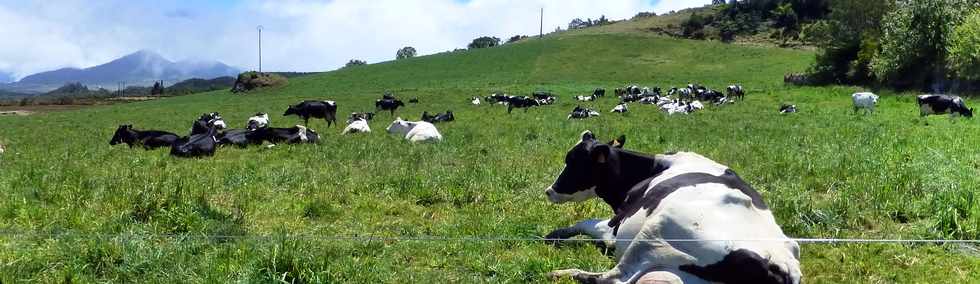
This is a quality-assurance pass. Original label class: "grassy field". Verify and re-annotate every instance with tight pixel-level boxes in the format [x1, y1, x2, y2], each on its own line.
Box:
[1, 32, 979, 283]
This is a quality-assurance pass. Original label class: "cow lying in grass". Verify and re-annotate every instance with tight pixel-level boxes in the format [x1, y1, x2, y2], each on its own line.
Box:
[386, 117, 442, 142]
[109, 125, 180, 150]
[170, 125, 219, 158]
[544, 131, 801, 284]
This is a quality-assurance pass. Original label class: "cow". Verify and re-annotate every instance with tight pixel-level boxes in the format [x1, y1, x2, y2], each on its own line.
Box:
[217, 129, 262, 148]
[247, 113, 270, 131]
[507, 96, 540, 114]
[249, 125, 319, 144]
[544, 131, 802, 284]
[409, 97, 419, 104]
[779, 104, 798, 114]
[916, 94, 974, 118]
[727, 85, 745, 101]
[170, 125, 219, 158]
[568, 106, 600, 119]
[639, 96, 663, 105]
[620, 94, 642, 103]
[342, 118, 371, 134]
[698, 90, 727, 105]
[533, 91, 555, 100]
[626, 85, 642, 96]
[386, 117, 442, 142]
[611, 103, 628, 113]
[575, 94, 598, 102]
[376, 98, 406, 115]
[109, 125, 180, 150]
[284, 100, 338, 127]
[614, 88, 627, 97]
[593, 88, 606, 98]
[348, 112, 375, 123]
[422, 110, 455, 123]
[190, 112, 227, 135]
[487, 93, 511, 105]
[852, 92, 879, 114]
[471, 97, 481, 105]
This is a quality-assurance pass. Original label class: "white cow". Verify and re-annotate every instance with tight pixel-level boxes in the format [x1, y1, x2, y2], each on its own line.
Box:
[545, 131, 801, 284]
[386, 117, 442, 142]
[247, 113, 270, 130]
[342, 118, 371, 134]
[852, 92, 879, 114]
[471, 97, 481, 105]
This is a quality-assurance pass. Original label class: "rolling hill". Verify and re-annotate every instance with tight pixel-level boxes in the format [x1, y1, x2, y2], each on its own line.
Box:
[0, 50, 240, 94]
[0, 22, 978, 283]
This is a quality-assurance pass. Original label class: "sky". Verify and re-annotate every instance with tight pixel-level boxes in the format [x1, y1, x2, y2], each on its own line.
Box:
[0, 0, 710, 82]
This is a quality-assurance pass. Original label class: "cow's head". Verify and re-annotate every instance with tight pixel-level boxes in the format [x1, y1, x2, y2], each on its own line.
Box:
[545, 131, 625, 204]
[197, 112, 226, 130]
[109, 124, 136, 145]
[963, 108, 975, 118]
[283, 104, 300, 116]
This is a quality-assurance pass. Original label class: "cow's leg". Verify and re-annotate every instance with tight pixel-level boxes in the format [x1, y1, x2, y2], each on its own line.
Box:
[545, 219, 615, 251]
[507, 105, 514, 114]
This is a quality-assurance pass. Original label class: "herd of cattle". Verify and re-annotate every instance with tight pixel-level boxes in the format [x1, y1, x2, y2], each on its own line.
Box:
[473, 84, 746, 118]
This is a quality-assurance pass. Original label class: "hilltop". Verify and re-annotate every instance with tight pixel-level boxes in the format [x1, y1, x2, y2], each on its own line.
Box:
[0, 15, 978, 284]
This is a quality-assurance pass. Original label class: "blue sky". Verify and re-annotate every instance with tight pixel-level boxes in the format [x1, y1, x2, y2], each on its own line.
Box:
[0, 0, 709, 82]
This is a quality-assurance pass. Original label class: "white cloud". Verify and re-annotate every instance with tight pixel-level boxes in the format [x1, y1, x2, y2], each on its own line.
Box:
[0, 0, 711, 80]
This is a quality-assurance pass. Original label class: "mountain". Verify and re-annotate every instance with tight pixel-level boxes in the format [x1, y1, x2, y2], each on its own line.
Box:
[0, 50, 240, 93]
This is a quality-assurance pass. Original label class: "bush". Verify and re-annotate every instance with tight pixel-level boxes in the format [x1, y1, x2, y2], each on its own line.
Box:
[344, 59, 367, 68]
[231, 71, 287, 93]
[395, 46, 417, 60]
[506, 35, 528, 43]
[682, 13, 707, 39]
[948, 9, 980, 81]
[467, 36, 501, 49]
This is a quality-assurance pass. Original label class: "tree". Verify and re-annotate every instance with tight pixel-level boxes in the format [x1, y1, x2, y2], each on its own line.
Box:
[151, 81, 164, 96]
[396, 46, 417, 60]
[345, 59, 367, 68]
[806, 0, 893, 85]
[682, 12, 707, 39]
[467, 36, 501, 49]
[948, 9, 980, 81]
[872, 0, 976, 89]
[772, 3, 799, 31]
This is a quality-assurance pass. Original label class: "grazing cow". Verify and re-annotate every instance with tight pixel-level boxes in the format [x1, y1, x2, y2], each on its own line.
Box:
[507, 96, 540, 113]
[284, 100, 338, 127]
[611, 103, 628, 113]
[190, 112, 227, 135]
[348, 112, 375, 123]
[568, 106, 600, 119]
[247, 113, 270, 131]
[386, 117, 442, 142]
[593, 88, 606, 98]
[779, 104, 798, 114]
[409, 97, 419, 104]
[471, 97, 481, 105]
[109, 125, 180, 150]
[249, 125, 319, 144]
[544, 131, 801, 284]
[376, 98, 406, 115]
[916, 95, 974, 118]
[727, 85, 745, 101]
[342, 118, 371, 134]
[852, 92, 879, 114]
[170, 125, 219, 158]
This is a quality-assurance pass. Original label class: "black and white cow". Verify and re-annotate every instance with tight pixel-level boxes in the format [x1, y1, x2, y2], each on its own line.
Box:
[698, 90, 727, 105]
[487, 93, 511, 105]
[170, 125, 219, 158]
[249, 125, 319, 144]
[376, 98, 406, 115]
[533, 91, 555, 100]
[626, 85, 642, 96]
[779, 104, 798, 114]
[593, 88, 606, 98]
[109, 125, 180, 150]
[408, 97, 419, 104]
[190, 112, 227, 135]
[422, 110, 455, 123]
[507, 96, 540, 113]
[568, 106, 600, 119]
[575, 94, 598, 102]
[218, 113, 269, 148]
[284, 100, 338, 127]
[348, 112, 375, 123]
[247, 113, 271, 131]
[544, 131, 802, 284]
[727, 85, 745, 101]
[611, 103, 628, 113]
[916, 95, 974, 118]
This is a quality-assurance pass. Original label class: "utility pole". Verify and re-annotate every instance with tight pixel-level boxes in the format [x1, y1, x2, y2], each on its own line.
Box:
[257, 25, 263, 73]
[539, 8, 544, 38]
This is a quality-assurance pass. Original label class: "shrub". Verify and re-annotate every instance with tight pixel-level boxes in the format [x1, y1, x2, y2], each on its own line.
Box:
[395, 46, 417, 60]
[344, 59, 367, 68]
[467, 36, 501, 49]
[231, 71, 287, 93]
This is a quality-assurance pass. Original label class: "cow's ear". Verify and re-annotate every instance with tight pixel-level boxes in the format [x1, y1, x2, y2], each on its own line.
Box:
[608, 135, 626, 148]
[581, 130, 595, 142]
[591, 144, 611, 164]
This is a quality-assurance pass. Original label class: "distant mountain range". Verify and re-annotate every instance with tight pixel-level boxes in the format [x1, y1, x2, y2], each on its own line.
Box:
[0, 50, 241, 94]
